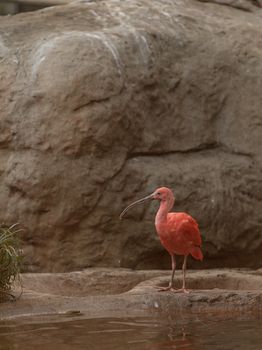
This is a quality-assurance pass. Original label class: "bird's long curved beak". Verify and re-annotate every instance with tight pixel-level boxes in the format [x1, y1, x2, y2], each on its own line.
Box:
[119, 194, 154, 220]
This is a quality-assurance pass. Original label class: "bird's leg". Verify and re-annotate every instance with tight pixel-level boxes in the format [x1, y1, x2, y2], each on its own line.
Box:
[182, 255, 188, 291]
[174, 255, 190, 293]
[170, 254, 176, 288]
[157, 254, 177, 291]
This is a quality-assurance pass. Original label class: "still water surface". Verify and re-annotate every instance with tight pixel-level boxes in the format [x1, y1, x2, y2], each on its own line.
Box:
[0, 315, 261, 350]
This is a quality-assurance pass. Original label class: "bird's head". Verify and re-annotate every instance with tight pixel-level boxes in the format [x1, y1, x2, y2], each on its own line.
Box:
[119, 186, 175, 219]
[151, 187, 175, 202]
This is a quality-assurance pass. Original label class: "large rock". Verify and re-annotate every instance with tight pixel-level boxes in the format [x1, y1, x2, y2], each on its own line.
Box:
[1, 268, 262, 320]
[0, 0, 262, 272]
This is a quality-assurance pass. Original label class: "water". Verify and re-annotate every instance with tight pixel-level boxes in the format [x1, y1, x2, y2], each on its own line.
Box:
[0, 315, 261, 350]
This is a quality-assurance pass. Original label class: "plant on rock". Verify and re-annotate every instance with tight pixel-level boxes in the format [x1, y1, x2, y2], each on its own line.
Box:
[0, 224, 23, 302]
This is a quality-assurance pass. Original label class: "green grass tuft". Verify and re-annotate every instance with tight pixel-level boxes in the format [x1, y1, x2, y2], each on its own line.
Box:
[0, 224, 23, 302]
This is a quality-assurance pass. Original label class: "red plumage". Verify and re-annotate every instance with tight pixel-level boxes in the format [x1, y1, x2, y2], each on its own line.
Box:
[156, 212, 203, 260]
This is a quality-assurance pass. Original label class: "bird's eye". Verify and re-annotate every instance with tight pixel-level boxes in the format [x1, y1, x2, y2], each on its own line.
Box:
[156, 192, 161, 196]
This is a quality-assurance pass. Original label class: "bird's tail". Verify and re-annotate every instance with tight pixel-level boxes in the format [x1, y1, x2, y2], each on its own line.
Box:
[190, 246, 203, 261]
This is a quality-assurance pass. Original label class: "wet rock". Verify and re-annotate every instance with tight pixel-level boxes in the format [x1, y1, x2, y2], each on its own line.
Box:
[0, 0, 262, 271]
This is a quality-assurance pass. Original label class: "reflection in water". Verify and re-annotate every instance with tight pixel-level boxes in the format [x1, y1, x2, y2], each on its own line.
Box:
[145, 330, 193, 350]
[0, 315, 262, 350]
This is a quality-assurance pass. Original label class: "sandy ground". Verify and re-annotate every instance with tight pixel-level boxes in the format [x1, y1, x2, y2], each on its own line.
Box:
[0, 268, 262, 321]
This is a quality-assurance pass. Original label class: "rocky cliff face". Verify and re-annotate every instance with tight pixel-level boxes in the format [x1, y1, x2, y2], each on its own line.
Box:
[0, 0, 262, 272]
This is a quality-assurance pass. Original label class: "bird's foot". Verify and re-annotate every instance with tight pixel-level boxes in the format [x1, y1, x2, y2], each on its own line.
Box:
[155, 285, 177, 292]
[173, 288, 190, 294]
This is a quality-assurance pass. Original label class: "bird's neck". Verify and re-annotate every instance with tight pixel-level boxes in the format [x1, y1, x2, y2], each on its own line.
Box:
[155, 198, 174, 225]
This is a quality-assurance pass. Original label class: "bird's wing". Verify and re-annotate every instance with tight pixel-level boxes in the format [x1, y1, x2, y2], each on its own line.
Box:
[167, 213, 202, 247]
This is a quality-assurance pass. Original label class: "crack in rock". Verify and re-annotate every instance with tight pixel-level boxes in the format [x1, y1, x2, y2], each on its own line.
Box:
[196, 0, 262, 12]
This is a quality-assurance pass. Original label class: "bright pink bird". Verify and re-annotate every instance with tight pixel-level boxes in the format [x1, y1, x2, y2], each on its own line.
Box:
[120, 187, 203, 293]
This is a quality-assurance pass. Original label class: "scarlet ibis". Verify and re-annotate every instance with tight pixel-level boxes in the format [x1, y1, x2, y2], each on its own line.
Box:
[120, 187, 203, 293]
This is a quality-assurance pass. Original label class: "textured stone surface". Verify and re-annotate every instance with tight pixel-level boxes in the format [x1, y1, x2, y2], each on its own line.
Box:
[0, 0, 262, 271]
[1, 268, 262, 320]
